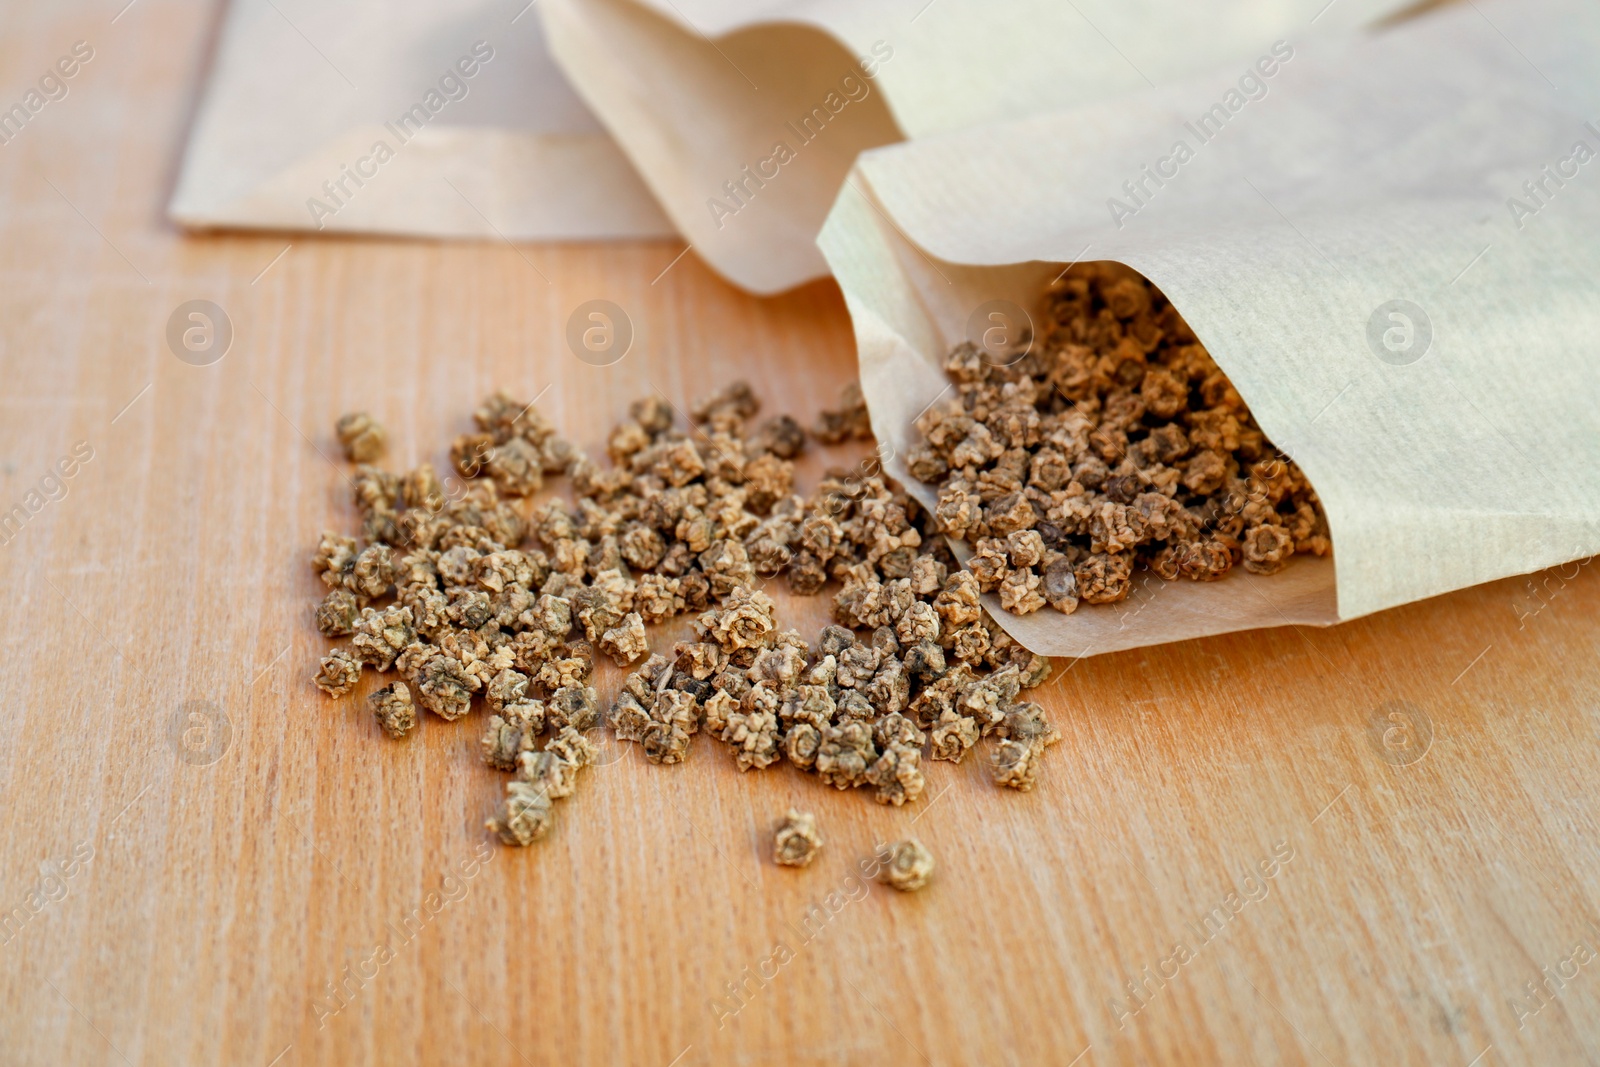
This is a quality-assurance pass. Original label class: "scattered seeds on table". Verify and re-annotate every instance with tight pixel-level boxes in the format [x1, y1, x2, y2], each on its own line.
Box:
[881, 838, 935, 892]
[335, 411, 386, 463]
[773, 809, 823, 867]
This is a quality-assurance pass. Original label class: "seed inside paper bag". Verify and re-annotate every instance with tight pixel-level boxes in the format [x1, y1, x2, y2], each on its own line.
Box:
[908, 264, 1330, 617]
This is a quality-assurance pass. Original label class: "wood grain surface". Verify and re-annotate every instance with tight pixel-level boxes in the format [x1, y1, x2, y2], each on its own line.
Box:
[2, 3, 1597, 1065]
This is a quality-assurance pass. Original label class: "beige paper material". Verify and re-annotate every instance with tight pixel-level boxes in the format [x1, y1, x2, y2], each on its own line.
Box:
[541, 0, 1419, 293]
[819, 0, 1600, 656]
[170, 0, 672, 240]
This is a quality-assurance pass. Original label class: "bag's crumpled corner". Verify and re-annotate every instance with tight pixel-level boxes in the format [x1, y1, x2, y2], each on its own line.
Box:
[819, 0, 1600, 657]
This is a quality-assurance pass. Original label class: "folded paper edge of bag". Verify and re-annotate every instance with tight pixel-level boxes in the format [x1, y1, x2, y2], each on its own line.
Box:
[540, 0, 898, 295]
[169, 123, 677, 241]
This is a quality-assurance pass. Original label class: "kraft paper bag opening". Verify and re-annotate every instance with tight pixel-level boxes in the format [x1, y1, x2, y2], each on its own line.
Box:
[171, 0, 672, 241]
[540, 0, 1420, 293]
[818, 0, 1600, 657]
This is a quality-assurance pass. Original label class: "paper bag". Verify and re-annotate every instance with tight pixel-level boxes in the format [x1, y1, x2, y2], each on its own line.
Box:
[171, 0, 672, 240]
[818, 0, 1600, 656]
[540, 0, 1420, 292]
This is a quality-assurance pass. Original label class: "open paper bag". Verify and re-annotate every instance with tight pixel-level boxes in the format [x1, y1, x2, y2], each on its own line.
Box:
[819, 0, 1600, 656]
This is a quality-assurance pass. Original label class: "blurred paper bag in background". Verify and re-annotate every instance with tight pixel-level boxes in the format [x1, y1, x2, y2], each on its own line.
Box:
[170, 0, 672, 240]
[540, 0, 1418, 292]
[819, 0, 1600, 656]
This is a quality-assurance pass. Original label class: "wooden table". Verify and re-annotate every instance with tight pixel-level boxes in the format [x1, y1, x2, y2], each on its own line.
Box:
[3, 3, 1596, 1065]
